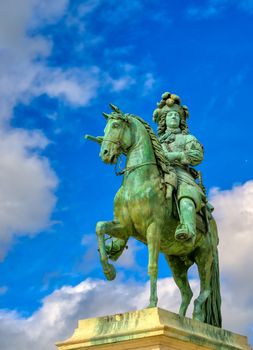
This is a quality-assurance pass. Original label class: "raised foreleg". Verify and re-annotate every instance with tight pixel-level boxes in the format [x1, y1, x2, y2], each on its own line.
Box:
[105, 237, 128, 261]
[165, 254, 194, 316]
[96, 220, 127, 281]
[147, 222, 161, 308]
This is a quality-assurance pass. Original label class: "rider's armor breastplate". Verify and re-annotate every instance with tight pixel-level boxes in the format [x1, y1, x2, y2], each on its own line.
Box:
[164, 133, 205, 211]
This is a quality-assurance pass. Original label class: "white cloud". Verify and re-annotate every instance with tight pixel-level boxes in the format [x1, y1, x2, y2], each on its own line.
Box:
[0, 129, 57, 259]
[209, 181, 253, 339]
[116, 239, 143, 269]
[70, 180, 253, 347]
[1, 3, 252, 347]
[2, 176, 253, 350]
[210, 181, 253, 281]
[32, 0, 69, 25]
[0, 0, 68, 39]
[0, 0, 157, 259]
[0, 0, 101, 258]
[0, 0, 99, 123]
[104, 64, 156, 94]
[0, 277, 188, 350]
[2, 271, 251, 350]
[106, 75, 136, 92]
[40, 67, 100, 106]
[0, 0, 154, 121]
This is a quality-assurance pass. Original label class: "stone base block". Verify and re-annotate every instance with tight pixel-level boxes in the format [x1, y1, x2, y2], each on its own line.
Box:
[56, 308, 251, 350]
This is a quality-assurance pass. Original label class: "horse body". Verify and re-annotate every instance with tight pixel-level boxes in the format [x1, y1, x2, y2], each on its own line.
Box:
[96, 111, 221, 327]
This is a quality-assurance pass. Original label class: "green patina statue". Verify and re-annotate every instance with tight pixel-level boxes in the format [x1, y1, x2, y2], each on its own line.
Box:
[154, 93, 205, 243]
[86, 91, 222, 328]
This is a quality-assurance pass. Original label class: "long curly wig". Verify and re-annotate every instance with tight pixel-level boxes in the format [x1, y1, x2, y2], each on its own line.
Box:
[152, 92, 189, 137]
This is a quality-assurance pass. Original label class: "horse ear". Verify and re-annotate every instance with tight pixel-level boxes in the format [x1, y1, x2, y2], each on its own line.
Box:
[109, 103, 120, 113]
[102, 112, 110, 119]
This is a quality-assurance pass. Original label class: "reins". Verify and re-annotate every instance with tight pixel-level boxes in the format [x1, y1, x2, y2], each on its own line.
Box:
[102, 112, 159, 176]
[115, 161, 157, 176]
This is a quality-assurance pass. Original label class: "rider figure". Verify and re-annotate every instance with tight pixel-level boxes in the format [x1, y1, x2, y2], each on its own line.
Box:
[153, 92, 205, 243]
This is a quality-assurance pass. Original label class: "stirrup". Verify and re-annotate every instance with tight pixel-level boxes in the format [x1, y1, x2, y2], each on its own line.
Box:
[175, 224, 195, 242]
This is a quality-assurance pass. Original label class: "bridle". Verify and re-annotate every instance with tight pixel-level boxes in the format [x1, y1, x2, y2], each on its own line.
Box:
[102, 115, 130, 152]
[102, 114, 157, 176]
[117, 161, 157, 176]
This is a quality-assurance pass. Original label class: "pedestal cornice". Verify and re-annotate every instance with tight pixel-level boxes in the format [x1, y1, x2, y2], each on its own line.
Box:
[56, 308, 251, 350]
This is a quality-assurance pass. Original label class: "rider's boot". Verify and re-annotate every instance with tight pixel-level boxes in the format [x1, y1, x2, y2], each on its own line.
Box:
[175, 198, 196, 243]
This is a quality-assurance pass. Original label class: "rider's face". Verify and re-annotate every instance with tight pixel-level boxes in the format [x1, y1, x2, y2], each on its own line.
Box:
[166, 111, 180, 129]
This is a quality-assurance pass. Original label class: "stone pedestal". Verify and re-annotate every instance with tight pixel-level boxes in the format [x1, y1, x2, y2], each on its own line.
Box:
[56, 308, 251, 350]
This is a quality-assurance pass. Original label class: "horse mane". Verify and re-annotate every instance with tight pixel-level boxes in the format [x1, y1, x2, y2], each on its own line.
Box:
[126, 114, 169, 175]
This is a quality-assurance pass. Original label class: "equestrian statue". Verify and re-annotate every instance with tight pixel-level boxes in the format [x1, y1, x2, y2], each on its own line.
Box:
[85, 91, 222, 328]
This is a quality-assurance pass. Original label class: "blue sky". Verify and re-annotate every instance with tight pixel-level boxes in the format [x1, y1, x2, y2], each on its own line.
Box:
[0, 0, 253, 348]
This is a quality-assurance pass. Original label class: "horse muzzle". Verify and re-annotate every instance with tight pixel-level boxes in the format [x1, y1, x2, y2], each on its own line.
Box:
[100, 147, 119, 164]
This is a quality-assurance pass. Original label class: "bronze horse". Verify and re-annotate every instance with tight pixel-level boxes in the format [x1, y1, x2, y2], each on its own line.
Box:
[90, 105, 221, 327]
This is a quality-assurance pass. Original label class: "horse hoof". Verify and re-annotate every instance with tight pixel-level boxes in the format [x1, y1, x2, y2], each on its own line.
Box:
[147, 300, 158, 308]
[104, 263, 116, 281]
[193, 312, 204, 322]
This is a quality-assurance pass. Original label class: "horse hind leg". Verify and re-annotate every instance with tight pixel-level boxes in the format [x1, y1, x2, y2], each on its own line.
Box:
[165, 254, 194, 317]
[147, 222, 161, 308]
[193, 247, 213, 322]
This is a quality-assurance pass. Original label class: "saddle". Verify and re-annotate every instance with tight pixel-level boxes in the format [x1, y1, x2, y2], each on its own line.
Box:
[165, 166, 214, 235]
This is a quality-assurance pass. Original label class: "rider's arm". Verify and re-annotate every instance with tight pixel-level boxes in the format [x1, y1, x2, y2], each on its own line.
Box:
[162, 137, 203, 166]
[183, 137, 204, 166]
[161, 143, 182, 162]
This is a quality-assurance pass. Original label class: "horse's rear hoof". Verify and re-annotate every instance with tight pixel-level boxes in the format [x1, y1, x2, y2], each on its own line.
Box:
[104, 263, 116, 281]
[147, 299, 158, 308]
[193, 311, 205, 322]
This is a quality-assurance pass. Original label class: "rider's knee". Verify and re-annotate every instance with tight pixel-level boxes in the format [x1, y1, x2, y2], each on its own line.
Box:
[179, 197, 195, 211]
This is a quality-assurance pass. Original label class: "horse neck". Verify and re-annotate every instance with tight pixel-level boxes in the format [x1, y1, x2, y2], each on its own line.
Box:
[124, 118, 159, 181]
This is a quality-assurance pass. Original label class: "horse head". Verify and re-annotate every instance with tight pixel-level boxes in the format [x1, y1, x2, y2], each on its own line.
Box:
[100, 104, 132, 164]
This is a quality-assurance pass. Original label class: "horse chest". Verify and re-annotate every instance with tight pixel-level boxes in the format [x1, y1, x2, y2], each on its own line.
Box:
[122, 184, 158, 207]
[115, 184, 162, 234]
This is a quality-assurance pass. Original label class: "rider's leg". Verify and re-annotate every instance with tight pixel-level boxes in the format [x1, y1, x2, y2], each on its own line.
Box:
[175, 197, 196, 241]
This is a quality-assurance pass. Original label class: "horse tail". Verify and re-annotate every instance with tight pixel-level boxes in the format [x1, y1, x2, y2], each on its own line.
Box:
[203, 220, 222, 327]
